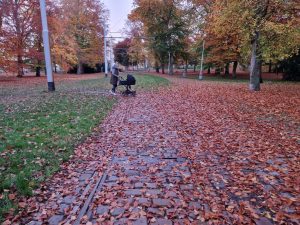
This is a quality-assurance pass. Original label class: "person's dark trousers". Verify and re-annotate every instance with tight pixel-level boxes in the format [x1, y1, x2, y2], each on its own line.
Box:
[112, 84, 117, 93]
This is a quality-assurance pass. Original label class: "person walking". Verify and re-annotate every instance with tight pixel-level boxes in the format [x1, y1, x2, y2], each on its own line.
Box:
[110, 63, 119, 95]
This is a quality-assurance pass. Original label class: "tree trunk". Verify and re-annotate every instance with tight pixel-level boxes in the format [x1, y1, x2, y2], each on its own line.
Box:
[249, 31, 261, 91]
[268, 60, 272, 73]
[207, 66, 210, 74]
[155, 61, 159, 73]
[215, 67, 221, 76]
[36, 60, 41, 77]
[0, 8, 2, 30]
[14, 1, 23, 77]
[77, 61, 83, 74]
[161, 63, 165, 74]
[169, 55, 174, 75]
[232, 61, 238, 78]
[225, 63, 230, 77]
[221, 67, 224, 75]
[259, 61, 263, 83]
[183, 60, 188, 77]
[36, 36, 43, 77]
[54, 60, 57, 73]
[17, 55, 24, 77]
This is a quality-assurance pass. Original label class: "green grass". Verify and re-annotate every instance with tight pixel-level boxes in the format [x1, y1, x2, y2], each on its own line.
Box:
[0, 74, 169, 220]
[183, 75, 249, 83]
[182, 74, 298, 84]
[134, 74, 170, 88]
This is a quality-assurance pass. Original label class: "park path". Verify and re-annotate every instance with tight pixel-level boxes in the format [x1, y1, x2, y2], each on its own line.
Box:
[18, 77, 300, 225]
[22, 78, 202, 225]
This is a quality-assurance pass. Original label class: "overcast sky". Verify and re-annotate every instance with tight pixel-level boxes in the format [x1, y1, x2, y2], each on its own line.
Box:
[103, 0, 134, 35]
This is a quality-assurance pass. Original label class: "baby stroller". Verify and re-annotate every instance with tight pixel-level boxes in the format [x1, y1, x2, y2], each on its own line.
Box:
[119, 74, 136, 96]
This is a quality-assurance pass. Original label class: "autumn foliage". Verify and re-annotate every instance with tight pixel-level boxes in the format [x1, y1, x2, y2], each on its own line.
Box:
[128, 0, 300, 89]
[0, 0, 106, 76]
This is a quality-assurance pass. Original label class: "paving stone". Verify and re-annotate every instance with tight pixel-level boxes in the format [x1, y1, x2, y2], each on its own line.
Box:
[151, 218, 173, 225]
[105, 182, 119, 188]
[79, 173, 92, 181]
[189, 211, 197, 219]
[108, 175, 118, 182]
[128, 176, 140, 182]
[153, 198, 171, 207]
[114, 218, 129, 224]
[63, 195, 75, 204]
[139, 166, 148, 171]
[173, 199, 182, 205]
[148, 207, 165, 216]
[125, 170, 139, 176]
[133, 217, 147, 225]
[135, 182, 144, 188]
[255, 217, 273, 225]
[118, 197, 134, 205]
[166, 208, 176, 216]
[59, 204, 69, 213]
[131, 207, 140, 213]
[180, 184, 194, 190]
[163, 183, 174, 189]
[173, 219, 185, 225]
[166, 191, 177, 197]
[189, 202, 201, 209]
[177, 158, 187, 163]
[181, 171, 191, 178]
[111, 207, 125, 216]
[96, 205, 109, 215]
[125, 189, 142, 196]
[168, 177, 182, 183]
[147, 183, 158, 189]
[48, 215, 64, 225]
[27, 222, 42, 225]
[147, 189, 162, 196]
[138, 197, 151, 205]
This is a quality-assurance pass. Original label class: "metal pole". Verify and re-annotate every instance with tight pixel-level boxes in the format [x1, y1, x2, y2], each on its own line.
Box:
[110, 36, 113, 72]
[168, 51, 171, 75]
[39, 0, 55, 91]
[103, 22, 108, 77]
[199, 40, 205, 80]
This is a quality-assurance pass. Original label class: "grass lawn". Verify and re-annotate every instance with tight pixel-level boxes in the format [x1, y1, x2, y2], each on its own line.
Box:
[0, 73, 169, 220]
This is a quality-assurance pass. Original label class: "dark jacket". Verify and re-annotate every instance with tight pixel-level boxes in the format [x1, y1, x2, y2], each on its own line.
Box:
[110, 66, 119, 85]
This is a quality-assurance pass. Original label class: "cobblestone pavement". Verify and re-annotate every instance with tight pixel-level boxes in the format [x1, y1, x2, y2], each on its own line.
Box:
[25, 82, 204, 225]
[86, 90, 202, 224]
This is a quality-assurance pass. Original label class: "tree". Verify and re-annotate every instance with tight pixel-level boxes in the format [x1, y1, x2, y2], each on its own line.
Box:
[204, 0, 243, 78]
[125, 20, 147, 70]
[238, 0, 299, 90]
[60, 0, 106, 74]
[114, 38, 131, 69]
[48, 3, 77, 73]
[0, 0, 39, 77]
[196, 0, 299, 89]
[282, 51, 300, 81]
[129, 0, 188, 74]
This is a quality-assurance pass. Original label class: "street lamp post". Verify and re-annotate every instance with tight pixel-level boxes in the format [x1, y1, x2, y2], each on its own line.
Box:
[199, 40, 205, 80]
[110, 36, 113, 72]
[103, 22, 108, 77]
[39, 0, 55, 91]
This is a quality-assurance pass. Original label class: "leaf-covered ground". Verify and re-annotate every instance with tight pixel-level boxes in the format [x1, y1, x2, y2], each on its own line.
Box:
[0, 73, 169, 222]
[3, 76, 300, 224]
